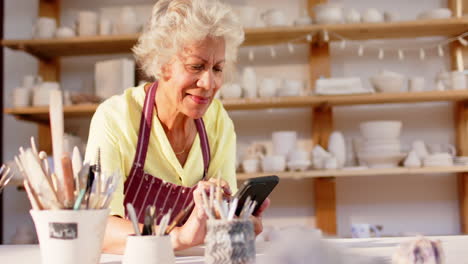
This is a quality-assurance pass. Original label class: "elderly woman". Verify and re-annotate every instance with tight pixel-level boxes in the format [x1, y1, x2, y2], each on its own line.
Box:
[85, 0, 269, 254]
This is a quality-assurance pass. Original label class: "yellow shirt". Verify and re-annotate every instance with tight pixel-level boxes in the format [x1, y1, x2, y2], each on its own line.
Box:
[84, 83, 237, 216]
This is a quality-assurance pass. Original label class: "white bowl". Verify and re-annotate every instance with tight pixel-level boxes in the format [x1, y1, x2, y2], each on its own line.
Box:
[221, 83, 242, 99]
[370, 74, 405, 93]
[417, 8, 452, 20]
[358, 153, 405, 168]
[360, 121, 402, 140]
[242, 159, 259, 173]
[287, 160, 311, 171]
[261, 155, 286, 172]
[314, 3, 343, 24]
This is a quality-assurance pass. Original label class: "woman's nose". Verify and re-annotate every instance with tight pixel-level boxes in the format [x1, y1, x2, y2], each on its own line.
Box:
[197, 70, 215, 90]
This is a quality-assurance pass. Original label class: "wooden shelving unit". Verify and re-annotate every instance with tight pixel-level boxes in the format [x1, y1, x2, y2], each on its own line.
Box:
[2, 18, 467, 59]
[7, 90, 468, 123]
[237, 166, 468, 180]
[2, 0, 467, 237]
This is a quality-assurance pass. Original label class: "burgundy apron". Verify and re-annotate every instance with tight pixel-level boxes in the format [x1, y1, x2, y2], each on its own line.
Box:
[123, 82, 210, 225]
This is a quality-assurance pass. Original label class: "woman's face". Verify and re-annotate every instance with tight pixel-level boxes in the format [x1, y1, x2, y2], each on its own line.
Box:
[162, 37, 225, 119]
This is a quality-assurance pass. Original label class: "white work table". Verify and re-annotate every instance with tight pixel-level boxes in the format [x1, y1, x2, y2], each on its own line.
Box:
[1, 236, 468, 263]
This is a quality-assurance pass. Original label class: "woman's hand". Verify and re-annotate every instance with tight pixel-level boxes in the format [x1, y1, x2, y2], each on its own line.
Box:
[250, 198, 270, 235]
[171, 178, 231, 250]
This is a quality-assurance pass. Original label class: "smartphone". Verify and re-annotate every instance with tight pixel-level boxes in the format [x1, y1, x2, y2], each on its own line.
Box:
[234, 175, 279, 216]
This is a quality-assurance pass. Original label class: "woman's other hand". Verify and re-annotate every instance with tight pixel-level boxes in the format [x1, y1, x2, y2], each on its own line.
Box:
[171, 178, 231, 250]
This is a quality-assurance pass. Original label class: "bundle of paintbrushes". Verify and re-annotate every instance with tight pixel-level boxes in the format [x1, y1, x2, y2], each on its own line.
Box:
[201, 186, 256, 221]
[0, 164, 12, 193]
[15, 89, 120, 211]
[15, 138, 120, 211]
[126, 203, 176, 236]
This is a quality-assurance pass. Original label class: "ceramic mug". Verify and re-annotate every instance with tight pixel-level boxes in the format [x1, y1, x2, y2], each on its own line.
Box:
[409, 77, 425, 92]
[452, 71, 467, 90]
[259, 78, 277, 98]
[77, 11, 98, 36]
[99, 18, 112, 36]
[12, 87, 31, 107]
[34, 17, 57, 39]
[123, 235, 175, 264]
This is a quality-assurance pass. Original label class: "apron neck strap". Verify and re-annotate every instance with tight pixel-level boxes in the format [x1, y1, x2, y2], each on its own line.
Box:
[132, 82, 211, 179]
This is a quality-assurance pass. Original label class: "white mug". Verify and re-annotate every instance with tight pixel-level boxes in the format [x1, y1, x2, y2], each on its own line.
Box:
[34, 17, 57, 39]
[12, 87, 31, 107]
[77, 11, 98, 36]
[452, 71, 467, 90]
[259, 78, 277, 98]
[409, 77, 425, 92]
[99, 18, 112, 36]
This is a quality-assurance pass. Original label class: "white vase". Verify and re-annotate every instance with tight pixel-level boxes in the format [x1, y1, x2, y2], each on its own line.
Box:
[404, 150, 421, 168]
[242, 67, 257, 98]
[328, 131, 346, 168]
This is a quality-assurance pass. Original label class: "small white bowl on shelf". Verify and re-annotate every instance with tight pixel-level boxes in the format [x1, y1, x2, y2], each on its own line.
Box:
[370, 73, 406, 93]
[360, 121, 402, 140]
[417, 8, 452, 20]
[287, 160, 311, 171]
[358, 152, 406, 168]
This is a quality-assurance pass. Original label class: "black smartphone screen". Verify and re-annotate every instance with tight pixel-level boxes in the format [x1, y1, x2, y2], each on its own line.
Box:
[234, 175, 279, 216]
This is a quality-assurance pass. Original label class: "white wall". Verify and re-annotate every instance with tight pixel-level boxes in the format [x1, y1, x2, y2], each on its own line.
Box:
[2, 0, 461, 243]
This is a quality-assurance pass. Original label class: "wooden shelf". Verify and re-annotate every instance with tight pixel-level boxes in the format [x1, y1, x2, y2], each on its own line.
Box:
[236, 166, 468, 180]
[6, 90, 468, 123]
[2, 18, 467, 59]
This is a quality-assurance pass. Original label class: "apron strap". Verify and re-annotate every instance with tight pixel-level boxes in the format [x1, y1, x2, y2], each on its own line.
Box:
[131, 82, 211, 177]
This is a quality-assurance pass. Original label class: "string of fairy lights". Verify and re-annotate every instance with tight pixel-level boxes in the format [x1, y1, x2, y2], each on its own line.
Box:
[245, 29, 468, 61]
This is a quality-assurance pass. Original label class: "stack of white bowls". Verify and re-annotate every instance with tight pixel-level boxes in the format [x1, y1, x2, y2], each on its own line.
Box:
[357, 121, 405, 168]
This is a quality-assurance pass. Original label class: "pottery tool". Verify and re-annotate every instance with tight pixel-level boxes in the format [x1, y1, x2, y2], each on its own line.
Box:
[227, 197, 238, 220]
[61, 155, 75, 208]
[213, 200, 226, 220]
[49, 89, 65, 204]
[20, 149, 61, 209]
[38, 151, 50, 177]
[157, 211, 171, 236]
[126, 203, 141, 236]
[72, 146, 83, 192]
[165, 201, 195, 235]
[142, 205, 154, 236]
[0, 166, 12, 193]
[23, 180, 42, 210]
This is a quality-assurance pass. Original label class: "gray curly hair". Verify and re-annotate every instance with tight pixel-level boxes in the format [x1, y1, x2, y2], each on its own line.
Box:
[133, 0, 245, 80]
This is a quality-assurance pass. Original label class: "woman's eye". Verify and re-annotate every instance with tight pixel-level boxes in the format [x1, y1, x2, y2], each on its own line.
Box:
[190, 65, 204, 71]
[214, 67, 223, 73]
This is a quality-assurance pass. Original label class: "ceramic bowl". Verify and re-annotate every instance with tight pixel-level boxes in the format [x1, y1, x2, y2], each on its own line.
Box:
[314, 3, 343, 24]
[360, 121, 402, 140]
[358, 152, 405, 168]
[221, 83, 242, 99]
[370, 74, 405, 93]
[261, 155, 286, 172]
[287, 160, 311, 171]
[362, 8, 384, 23]
[242, 159, 260, 173]
[417, 8, 452, 20]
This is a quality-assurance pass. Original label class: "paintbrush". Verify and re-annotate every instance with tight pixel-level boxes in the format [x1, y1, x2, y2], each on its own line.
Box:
[49, 89, 65, 205]
[141, 205, 154, 236]
[61, 155, 75, 208]
[165, 201, 195, 234]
